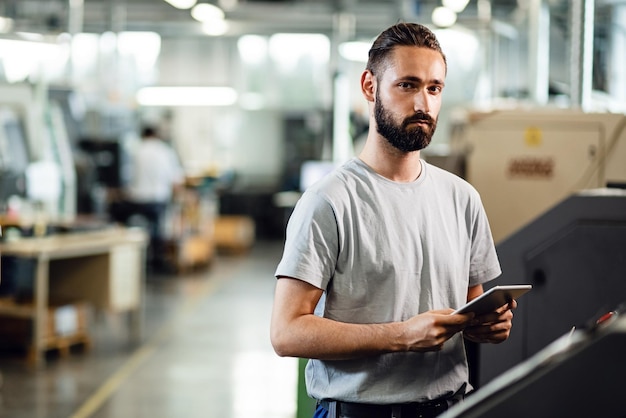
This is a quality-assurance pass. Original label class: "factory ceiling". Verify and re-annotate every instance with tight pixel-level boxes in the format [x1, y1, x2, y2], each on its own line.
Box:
[1, 0, 528, 38]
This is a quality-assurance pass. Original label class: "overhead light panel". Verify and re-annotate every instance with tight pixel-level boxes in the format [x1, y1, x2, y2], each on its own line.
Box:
[237, 35, 268, 65]
[0, 38, 67, 83]
[191, 3, 227, 36]
[442, 0, 470, 13]
[339, 41, 372, 63]
[202, 20, 229, 36]
[432, 7, 457, 28]
[191, 3, 225, 21]
[163, 0, 197, 10]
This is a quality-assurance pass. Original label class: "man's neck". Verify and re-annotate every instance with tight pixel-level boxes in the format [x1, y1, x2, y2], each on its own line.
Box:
[359, 136, 423, 183]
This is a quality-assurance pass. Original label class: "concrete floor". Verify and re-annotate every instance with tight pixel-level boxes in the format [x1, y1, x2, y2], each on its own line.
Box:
[0, 240, 299, 418]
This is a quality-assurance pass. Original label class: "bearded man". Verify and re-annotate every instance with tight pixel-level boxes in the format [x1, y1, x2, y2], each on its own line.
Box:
[271, 22, 517, 418]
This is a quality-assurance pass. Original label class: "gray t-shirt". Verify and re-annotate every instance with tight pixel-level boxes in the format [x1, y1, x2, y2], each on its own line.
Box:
[275, 158, 501, 404]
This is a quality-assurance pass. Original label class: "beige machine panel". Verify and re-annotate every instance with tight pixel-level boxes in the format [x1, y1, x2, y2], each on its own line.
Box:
[465, 110, 626, 243]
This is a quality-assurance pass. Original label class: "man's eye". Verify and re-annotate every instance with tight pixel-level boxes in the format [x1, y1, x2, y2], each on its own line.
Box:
[398, 82, 414, 89]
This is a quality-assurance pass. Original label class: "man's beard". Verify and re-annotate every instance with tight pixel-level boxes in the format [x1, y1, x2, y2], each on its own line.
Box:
[374, 92, 437, 153]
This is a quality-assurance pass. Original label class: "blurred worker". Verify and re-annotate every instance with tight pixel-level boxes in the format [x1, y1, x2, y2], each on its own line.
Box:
[119, 125, 184, 269]
[270, 22, 517, 418]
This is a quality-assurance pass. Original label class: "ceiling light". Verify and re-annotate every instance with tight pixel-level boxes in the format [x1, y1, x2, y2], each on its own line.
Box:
[136, 86, 237, 106]
[237, 35, 268, 65]
[0, 38, 66, 83]
[442, 0, 470, 13]
[269, 34, 330, 71]
[218, 0, 238, 11]
[338, 41, 372, 63]
[432, 7, 457, 28]
[191, 3, 225, 21]
[201, 19, 228, 36]
[163, 0, 197, 9]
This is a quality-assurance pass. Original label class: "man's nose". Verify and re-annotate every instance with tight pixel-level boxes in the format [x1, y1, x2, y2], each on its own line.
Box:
[413, 90, 430, 114]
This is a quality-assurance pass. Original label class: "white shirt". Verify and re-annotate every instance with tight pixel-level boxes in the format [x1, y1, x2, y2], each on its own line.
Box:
[127, 138, 184, 203]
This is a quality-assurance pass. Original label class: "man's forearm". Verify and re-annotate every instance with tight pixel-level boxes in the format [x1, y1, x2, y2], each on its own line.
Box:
[271, 314, 406, 360]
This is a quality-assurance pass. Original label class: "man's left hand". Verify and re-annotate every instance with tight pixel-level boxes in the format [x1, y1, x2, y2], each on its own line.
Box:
[462, 300, 517, 344]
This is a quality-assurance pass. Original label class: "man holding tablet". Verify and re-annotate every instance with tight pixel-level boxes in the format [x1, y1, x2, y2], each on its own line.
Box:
[271, 22, 519, 418]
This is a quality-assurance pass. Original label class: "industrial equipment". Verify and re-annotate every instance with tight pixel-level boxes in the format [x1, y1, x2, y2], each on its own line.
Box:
[0, 84, 76, 224]
[463, 109, 626, 243]
[442, 305, 626, 418]
[474, 189, 626, 387]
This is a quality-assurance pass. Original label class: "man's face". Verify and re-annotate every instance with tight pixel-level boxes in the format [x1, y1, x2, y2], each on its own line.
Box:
[372, 46, 446, 153]
[374, 88, 438, 152]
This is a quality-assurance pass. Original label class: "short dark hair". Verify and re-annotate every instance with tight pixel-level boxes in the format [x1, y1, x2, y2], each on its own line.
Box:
[141, 126, 158, 138]
[366, 22, 447, 77]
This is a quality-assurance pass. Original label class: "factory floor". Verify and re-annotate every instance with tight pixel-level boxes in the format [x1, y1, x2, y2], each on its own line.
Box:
[0, 240, 300, 418]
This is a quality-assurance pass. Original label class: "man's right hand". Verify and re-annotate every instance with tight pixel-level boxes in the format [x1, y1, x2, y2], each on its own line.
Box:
[400, 310, 474, 352]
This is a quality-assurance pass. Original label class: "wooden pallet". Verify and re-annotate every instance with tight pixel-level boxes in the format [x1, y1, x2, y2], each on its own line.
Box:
[26, 332, 92, 363]
[0, 300, 92, 364]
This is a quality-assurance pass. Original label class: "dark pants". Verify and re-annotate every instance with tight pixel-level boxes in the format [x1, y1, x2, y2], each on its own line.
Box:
[109, 200, 167, 266]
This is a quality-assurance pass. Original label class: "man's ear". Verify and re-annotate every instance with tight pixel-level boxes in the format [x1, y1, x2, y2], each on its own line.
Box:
[361, 70, 376, 102]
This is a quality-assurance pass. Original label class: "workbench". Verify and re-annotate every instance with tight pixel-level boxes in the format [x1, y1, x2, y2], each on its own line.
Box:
[0, 227, 148, 366]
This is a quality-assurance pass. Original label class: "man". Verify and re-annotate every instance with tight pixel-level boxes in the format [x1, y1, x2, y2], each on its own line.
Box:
[124, 125, 184, 268]
[270, 22, 517, 418]
[127, 126, 183, 207]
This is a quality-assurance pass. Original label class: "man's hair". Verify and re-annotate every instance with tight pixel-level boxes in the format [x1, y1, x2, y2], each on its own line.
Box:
[141, 126, 158, 138]
[366, 22, 447, 77]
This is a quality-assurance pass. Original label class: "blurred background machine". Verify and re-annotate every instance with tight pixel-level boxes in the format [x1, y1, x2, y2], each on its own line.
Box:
[0, 84, 77, 227]
[455, 109, 626, 391]
[475, 188, 626, 386]
[463, 109, 626, 243]
[470, 189, 626, 389]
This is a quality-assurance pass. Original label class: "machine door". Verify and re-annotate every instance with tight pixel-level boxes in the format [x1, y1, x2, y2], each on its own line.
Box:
[467, 116, 604, 243]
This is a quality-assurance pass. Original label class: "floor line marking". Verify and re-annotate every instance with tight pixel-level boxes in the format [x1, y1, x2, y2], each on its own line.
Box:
[69, 276, 224, 418]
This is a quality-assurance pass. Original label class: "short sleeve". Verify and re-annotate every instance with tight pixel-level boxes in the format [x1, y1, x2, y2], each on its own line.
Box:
[274, 190, 339, 290]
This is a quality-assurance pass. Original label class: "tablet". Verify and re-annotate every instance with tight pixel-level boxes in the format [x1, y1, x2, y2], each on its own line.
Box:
[452, 285, 532, 315]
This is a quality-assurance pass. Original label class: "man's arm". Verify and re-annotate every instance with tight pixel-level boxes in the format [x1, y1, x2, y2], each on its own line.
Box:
[270, 276, 473, 360]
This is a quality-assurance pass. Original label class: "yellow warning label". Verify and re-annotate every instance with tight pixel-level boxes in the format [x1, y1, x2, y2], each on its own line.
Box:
[524, 126, 542, 147]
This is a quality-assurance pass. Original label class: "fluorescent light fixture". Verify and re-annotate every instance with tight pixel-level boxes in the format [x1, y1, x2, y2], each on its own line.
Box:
[432, 7, 457, 28]
[434, 28, 479, 71]
[191, 3, 228, 36]
[237, 35, 268, 65]
[117, 32, 161, 72]
[163, 0, 197, 9]
[442, 0, 470, 13]
[339, 41, 371, 62]
[269, 33, 329, 71]
[136, 86, 237, 106]
[218, 0, 238, 11]
[191, 3, 225, 21]
[201, 19, 229, 36]
[0, 38, 66, 83]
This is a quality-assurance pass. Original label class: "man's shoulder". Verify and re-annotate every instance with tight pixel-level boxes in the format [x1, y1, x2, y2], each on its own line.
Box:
[424, 161, 481, 199]
[306, 159, 363, 197]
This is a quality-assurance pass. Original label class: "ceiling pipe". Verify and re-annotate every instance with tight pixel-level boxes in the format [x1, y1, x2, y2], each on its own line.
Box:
[331, 10, 356, 164]
[610, 4, 626, 105]
[68, 0, 84, 35]
[570, 0, 595, 111]
[528, 0, 550, 105]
